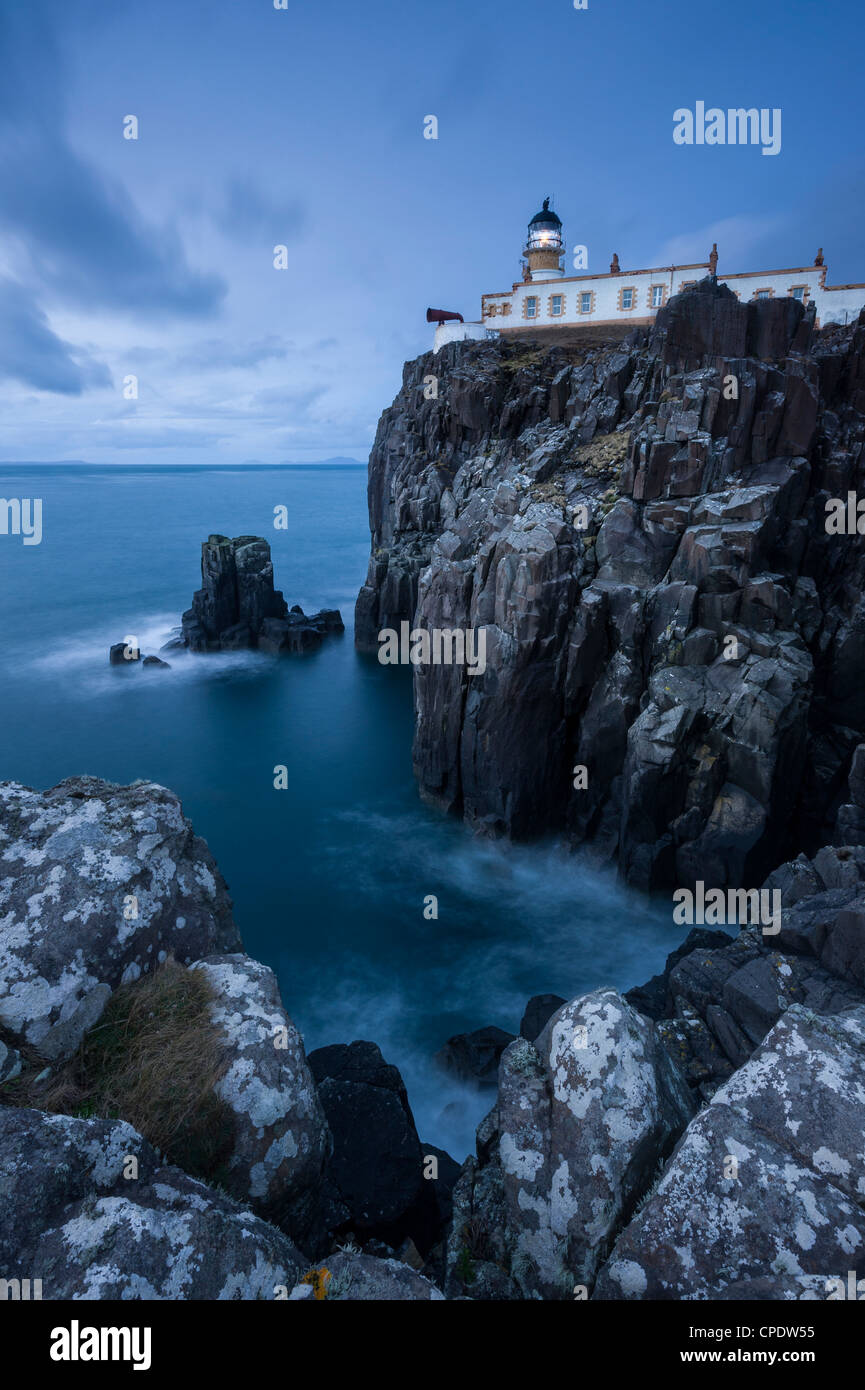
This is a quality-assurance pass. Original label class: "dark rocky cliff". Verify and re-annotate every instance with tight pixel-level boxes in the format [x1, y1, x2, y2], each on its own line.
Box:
[356, 282, 865, 890]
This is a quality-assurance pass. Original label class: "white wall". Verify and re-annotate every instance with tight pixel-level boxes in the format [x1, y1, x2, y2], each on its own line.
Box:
[485, 266, 703, 329]
[432, 320, 489, 353]
[716, 267, 865, 327]
[817, 289, 865, 326]
[483, 263, 865, 331]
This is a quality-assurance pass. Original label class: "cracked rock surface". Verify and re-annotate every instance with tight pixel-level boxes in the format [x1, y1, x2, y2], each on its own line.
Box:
[0, 1107, 306, 1300]
[0, 777, 240, 1061]
[190, 954, 330, 1241]
[594, 1004, 865, 1299]
[357, 287, 865, 888]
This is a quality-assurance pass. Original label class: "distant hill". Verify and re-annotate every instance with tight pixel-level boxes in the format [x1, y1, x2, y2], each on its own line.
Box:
[0, 458, 366, 470]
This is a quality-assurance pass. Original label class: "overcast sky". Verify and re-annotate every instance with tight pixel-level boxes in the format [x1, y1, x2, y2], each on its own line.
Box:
[0, 0, 861, 465]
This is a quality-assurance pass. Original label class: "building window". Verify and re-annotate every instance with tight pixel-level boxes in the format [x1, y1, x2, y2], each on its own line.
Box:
[549, 294, 564, 317]
[524, 296, 538, 319]
[790, 285, 808, 302]
[579, 291, 594, 314]
[754, 288, 773, 300]
[650, 284, 665, 309]
[680, 280, 697, 291]
[618, 286, 636, 311]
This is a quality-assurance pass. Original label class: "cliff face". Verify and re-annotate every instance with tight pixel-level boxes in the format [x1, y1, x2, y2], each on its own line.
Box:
[356, 283, 865, 889]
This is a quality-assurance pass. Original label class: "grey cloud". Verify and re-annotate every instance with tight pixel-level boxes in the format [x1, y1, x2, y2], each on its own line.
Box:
[250, 385, 328, 413]
[175, 335, 292, 371]
[215, 175, 306, 243]
[0, 278, 112, 395]
[0, 8, 226, 320]
[95, 427, 225, 450]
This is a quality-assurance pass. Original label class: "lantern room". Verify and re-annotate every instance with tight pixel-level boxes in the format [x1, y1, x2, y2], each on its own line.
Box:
[523, 198, 565, 281]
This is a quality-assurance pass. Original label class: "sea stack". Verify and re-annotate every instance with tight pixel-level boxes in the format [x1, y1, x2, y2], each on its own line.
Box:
[181, 534, 344, 654]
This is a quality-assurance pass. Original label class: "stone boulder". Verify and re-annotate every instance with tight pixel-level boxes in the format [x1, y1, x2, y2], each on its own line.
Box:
[288, 1250, 444, 1301]
[747, 294, 806, 362]
[444, 1117, 520, 1301]
[595, 1004, 865, 1299]
[0, 777, 240, 1062]
[834, 744, 865, 846]
[182, 534, 286, 649]
[307, 1040, 438, 1253]
[653, 924, 865, 1099]
[766, 845, 865, 990]
[498, 989, 694, 1297]
[419, 1141, 462, 1231]
[519, 993, 567, 1042]
[0, 1107, 305, 1299]
[190, 954, 330, 1240]
[446, 988, 694, 1299]
[626, 928, 732, 1020]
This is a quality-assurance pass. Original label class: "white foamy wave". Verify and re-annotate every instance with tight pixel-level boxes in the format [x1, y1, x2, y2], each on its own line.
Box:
[31, 612, 179, 673]
[302, 808, 691, 1157]
[27, 612, 270, 691]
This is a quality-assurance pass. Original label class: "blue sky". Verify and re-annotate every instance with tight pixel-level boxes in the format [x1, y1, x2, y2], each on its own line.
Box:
[0, 0, 861, 465]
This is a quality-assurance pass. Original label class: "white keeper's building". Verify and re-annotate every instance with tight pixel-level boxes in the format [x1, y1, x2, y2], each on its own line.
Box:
[433, 199, 865, 351]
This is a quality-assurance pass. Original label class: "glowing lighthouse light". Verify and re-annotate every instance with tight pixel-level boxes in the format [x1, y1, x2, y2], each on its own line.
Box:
[524, 198, 565, 279]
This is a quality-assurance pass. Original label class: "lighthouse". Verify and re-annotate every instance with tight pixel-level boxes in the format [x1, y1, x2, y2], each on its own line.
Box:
[523, 198, 565, 281]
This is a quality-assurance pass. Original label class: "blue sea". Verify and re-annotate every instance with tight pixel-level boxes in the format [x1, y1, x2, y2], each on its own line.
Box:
[0, 464, 688, 1157]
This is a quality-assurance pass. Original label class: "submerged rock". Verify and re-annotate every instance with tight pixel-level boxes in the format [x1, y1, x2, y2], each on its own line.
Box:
[180, 534, 343, 653]
[434, 1025, 515, 1087]
[109, 644, 170, 668]
[109, 640, 139, 664]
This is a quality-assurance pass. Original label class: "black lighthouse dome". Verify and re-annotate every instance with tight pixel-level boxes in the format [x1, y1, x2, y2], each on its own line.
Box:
[528, 197, 562, 229]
